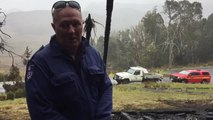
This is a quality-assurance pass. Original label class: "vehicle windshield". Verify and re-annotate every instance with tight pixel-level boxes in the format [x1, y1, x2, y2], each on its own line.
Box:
[179, 70, 190, 75]
[127, 68, 136, 74]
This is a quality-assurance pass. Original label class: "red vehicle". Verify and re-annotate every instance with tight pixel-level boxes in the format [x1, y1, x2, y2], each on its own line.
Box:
[170, 69, 211, 83]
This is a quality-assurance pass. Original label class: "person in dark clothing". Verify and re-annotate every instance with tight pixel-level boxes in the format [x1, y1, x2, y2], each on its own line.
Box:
[25, 1, 112, 120]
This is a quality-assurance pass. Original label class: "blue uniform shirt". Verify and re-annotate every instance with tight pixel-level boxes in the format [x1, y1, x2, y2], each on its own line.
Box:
[25, 35, 112, 120]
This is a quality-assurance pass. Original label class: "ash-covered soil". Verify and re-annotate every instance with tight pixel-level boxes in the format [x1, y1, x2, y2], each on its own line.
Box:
[112, 100, 213, 120]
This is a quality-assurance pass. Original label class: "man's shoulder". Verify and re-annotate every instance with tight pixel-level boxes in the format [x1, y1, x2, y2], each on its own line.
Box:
[30, 44, 51, 62]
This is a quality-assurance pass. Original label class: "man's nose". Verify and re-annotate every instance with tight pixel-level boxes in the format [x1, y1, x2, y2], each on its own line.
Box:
[68, 25, 75, 33]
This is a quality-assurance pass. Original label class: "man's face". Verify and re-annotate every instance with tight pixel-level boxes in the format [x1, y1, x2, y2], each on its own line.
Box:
[52, 7, 83, 55]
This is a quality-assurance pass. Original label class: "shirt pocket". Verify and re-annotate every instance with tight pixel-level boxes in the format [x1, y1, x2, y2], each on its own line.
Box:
[51, 72, 79, 102]
[88, 66, 105, 99]
[88, 66, 104, 83]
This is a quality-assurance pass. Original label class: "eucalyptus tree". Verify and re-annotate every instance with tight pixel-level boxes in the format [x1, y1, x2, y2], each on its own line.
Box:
[163, 0, 179, 69]
[96, 36, 104, 56]
[131, 21, 145, 66]
[163, 0, 202, 67]
[107, 8, 167, 69]
[141, 8, 167, 67]
[204, 14, 213, 60]
[198, 14, 213, 62]
[176, 0, 202, 64]
[96, 33, 126, 70]
[116, 29, 134, 68]
[106, 34, 122, 69]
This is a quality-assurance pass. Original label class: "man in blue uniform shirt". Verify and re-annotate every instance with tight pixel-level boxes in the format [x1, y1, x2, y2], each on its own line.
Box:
[25, 1, 112, 120]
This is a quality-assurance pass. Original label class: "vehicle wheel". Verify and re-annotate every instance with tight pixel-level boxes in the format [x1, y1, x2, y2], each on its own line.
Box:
[156, 78, 162, 82]
[142, 79, 147, 82]
[152, 78, 159, 83]
[181, 79, 187, 83]
[201, 80, 209, 84]
[122, 79, 130, 84]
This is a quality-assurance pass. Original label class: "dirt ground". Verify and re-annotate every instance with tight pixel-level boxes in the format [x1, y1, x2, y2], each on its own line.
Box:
[0, 100, 213, 120]
[112, 100, 213, 120]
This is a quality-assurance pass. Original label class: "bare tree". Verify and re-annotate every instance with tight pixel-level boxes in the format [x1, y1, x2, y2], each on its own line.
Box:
[0, 9, 22, 65]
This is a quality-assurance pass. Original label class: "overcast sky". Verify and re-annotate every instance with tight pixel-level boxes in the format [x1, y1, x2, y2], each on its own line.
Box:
[0, 0, 212, 17]
[0, 0, 212, 34]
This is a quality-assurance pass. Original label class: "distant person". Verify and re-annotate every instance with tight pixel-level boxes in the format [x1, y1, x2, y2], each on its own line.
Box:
[25, 1, 112, 120]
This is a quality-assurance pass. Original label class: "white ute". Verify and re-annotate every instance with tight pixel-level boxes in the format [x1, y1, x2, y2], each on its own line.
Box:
[113, 66, 163, 84]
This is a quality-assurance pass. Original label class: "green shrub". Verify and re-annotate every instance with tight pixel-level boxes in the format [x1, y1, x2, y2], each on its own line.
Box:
[3, 83, 15, 92]
[15, 82, 25, 89]
[0, 94, 6, 101]
[7, 65, 22, 82]
[0, 73, 6, 82]
[6, 91, 15, 100]
[15, 88, 26, 98]
[3, 82, 25, 93]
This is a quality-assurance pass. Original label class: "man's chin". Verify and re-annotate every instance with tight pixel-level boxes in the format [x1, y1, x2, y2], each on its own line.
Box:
[65, 44, 80, 53]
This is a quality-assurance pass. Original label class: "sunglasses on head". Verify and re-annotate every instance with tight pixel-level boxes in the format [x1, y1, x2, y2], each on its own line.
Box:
[52, 1, 81, 14]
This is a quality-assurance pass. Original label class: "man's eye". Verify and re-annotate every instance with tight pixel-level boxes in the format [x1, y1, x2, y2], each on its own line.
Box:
[59, 21, 81, 30]
[61, 23, 69, 29]
[72, 24, 79, 28]
[72, 21, 81, 27]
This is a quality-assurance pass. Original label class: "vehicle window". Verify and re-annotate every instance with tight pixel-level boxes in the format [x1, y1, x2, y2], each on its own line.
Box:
[190, 72, 200, 76]
[179, 71, 190, 75]
[127, 68, 135, 74]
[202, 72, 210, 75]
[134, 70, 140, 75]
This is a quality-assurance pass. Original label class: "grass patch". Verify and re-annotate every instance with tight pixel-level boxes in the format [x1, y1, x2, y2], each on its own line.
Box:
[113, 83, 213, 111]
[0, 98, 29, 120]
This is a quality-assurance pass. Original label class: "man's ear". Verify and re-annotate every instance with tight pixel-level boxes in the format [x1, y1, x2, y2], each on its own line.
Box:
[51, 23, 55, 31]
